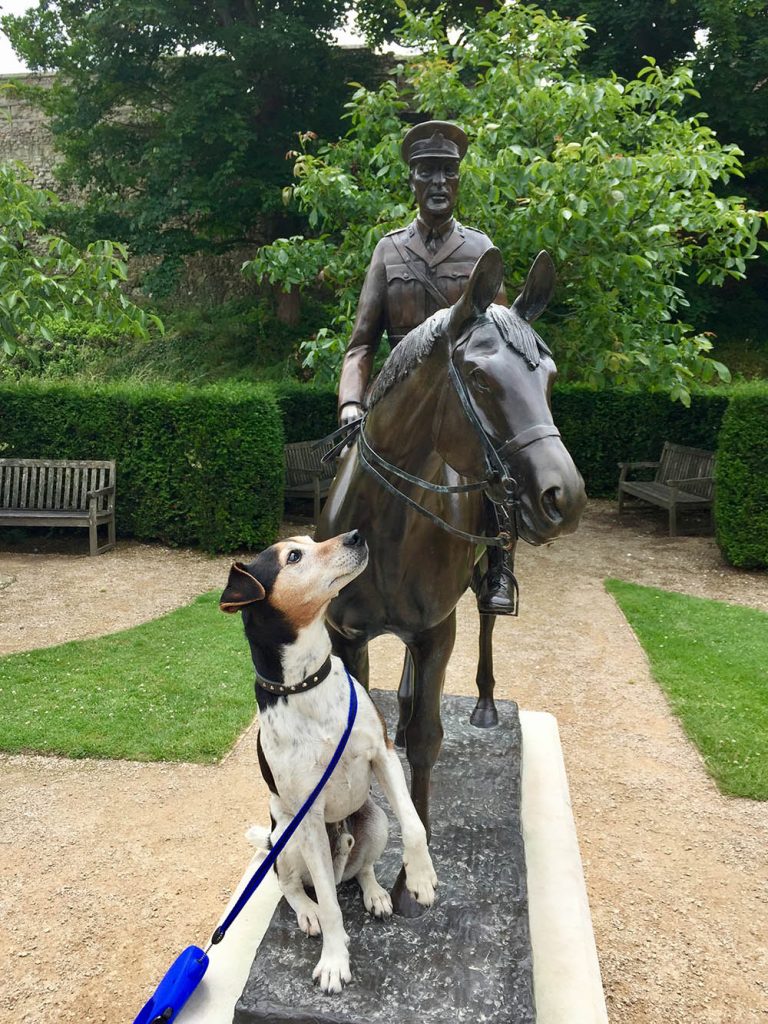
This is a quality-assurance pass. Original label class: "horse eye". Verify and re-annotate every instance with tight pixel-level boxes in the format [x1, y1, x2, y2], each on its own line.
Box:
[287, 549, 302, 564]
[471, 368, 491, 393]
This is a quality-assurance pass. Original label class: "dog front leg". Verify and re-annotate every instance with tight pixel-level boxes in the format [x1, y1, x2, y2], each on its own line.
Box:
[373, 749, 437, 906]
[295, 811, 351, 994]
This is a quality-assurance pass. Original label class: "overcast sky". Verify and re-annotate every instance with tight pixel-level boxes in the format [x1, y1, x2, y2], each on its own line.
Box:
[0, 0, 34, 73]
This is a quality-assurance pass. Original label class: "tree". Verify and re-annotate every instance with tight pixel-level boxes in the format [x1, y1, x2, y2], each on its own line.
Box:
[245, 4, 766, 403]
[537, 0, 768, 200]
[1, 1, 384, 292]
[536, 0, 703, 79]
[0, 161, 157, 364]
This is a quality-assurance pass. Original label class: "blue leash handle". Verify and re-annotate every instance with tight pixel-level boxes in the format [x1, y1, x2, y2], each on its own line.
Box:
[132, 664, 358, 1024]
[210, 664, 358, 945]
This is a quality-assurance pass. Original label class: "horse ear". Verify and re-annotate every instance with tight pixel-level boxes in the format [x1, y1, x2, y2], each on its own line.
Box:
[447, 247, 505, 342]
[512, 250, 556, 323]
[220, 562, 266, 612]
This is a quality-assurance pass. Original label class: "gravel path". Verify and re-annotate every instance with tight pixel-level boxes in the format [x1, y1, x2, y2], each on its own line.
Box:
[1, 501, 766, 1023]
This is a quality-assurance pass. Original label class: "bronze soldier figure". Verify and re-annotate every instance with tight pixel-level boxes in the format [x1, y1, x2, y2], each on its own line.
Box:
[337, 120, 517, 614]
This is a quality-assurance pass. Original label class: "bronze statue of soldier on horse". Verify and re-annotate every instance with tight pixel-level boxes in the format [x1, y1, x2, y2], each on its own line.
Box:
[317, 119, 587, 913]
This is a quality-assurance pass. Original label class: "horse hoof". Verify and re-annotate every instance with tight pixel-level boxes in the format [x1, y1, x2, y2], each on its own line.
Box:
[390, 866, 429, 918]
[470, 704, 499, 729]
[394, 728, 406, 749]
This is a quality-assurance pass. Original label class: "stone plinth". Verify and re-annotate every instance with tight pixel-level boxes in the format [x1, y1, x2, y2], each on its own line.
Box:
[234, 690, 535, 1024]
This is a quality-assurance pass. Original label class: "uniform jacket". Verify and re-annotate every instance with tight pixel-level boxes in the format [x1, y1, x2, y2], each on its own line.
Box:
[337, 218, 505, 411]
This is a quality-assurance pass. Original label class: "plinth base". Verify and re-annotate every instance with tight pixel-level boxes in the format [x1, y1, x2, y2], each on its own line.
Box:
[233, 691, 534, 1024]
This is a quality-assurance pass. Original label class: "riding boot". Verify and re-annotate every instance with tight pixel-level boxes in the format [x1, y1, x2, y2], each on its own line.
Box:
[476, 544, 519, 615]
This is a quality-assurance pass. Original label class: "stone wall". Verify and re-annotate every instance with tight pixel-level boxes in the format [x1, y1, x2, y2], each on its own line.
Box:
[0, 73, 61, 190]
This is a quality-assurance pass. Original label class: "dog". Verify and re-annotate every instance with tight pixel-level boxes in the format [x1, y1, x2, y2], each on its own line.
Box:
[220, 530, 437, 993]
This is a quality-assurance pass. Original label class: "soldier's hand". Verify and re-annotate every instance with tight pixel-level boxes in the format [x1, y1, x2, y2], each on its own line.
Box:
[339, 403, 364, 428]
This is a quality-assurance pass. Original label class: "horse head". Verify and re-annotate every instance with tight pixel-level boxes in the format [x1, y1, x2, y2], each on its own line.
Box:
[434, 248, 587, 545]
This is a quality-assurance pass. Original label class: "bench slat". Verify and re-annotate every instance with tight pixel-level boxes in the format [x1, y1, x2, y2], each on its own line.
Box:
[0, 458, 117, 554]
[620, 442, 714, 536]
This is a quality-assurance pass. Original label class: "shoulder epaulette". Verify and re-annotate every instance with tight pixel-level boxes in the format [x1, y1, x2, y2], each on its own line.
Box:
[384, 224, 411, 238]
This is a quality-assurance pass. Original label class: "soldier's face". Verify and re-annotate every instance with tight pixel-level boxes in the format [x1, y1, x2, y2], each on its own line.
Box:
[410, 158, 460, 221]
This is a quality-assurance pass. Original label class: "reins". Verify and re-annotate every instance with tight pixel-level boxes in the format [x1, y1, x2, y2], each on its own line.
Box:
[344, 320, 560, 552]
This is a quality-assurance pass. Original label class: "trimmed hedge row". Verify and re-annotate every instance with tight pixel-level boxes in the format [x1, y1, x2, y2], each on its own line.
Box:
[552, 384, 729, 497]
[268, 381, 731, 498]
[0, 380, 283, 551]
[271, 381, 337, 444]
[2, 378, 764, 566]
[715, 383, 768, 568]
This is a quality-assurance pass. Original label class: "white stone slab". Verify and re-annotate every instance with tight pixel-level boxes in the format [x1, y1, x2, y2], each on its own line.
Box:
[177, 710, 607, 1024]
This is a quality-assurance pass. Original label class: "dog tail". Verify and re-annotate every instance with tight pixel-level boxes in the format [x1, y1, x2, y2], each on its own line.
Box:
[244, 824, 271, 856]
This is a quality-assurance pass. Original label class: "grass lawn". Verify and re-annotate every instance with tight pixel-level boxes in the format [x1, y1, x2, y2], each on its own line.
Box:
[0, 592, 255, 762]
[606, 579, 768, 800]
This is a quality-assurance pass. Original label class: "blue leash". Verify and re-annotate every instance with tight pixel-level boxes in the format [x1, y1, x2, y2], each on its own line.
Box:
[133, 666, 358, 1024]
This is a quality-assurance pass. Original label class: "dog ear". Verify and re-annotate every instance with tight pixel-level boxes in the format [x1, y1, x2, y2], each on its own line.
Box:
[220, 562, 266, 612]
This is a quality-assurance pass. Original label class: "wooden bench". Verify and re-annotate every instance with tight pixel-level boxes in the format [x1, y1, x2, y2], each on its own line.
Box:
[0, 458, 116, 555]
[617, 442, 714, 537]
[284, 436, 338, 524]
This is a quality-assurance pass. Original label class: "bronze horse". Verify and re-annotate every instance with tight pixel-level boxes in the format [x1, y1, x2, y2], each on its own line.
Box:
[317, 247, 586, 909]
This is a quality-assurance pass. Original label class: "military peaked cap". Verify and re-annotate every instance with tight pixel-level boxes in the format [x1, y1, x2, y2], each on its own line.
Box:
[401, 120, 469, 165]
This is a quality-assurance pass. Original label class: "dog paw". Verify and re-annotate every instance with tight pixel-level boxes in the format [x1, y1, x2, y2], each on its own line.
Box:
[312, 951, 351, 994]
[363, 882, 393, 918]
[404, 852, 438, 907]
[297, 908, 321, 937]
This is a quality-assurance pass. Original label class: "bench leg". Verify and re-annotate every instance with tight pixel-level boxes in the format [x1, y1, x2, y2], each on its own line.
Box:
[313, 477, 321, 526]
[108, 513, 116, 550]
[669, 504, 677, 538]
[89, 516, 98, 556]
[617, 487, 625, 515]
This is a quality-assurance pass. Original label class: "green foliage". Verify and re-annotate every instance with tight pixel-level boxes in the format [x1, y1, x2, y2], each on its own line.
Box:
[551, 384, 728, 496]
[0, 162, 159, 364]
[245, 4, 766, 402]
[271, 380, 338, 442]
[1, 2, 384, 277]
[607, 579, 768, 800]
[265, 378, 730, 491]
[0, 379, 284, 551]
[714, 382, 768, 568]
[0, 592, 254, 762]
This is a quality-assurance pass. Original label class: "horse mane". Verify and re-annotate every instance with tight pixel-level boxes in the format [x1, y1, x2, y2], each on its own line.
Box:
[367, 309, 449, 409]
[367, 303, 551, 409]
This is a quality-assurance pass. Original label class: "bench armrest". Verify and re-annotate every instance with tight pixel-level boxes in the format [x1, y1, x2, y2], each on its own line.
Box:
[87, 485, 115, 502]
[618, 460, 660, 485]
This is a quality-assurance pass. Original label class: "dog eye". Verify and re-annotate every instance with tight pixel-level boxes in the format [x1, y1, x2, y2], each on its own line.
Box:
[287, 549, 302, 564]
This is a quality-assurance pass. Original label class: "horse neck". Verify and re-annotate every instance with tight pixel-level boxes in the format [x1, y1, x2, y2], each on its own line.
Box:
[364, 347, 447, 474]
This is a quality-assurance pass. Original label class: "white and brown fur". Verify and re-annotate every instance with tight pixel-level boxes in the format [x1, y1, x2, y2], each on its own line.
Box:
[220, 531, 437, 994]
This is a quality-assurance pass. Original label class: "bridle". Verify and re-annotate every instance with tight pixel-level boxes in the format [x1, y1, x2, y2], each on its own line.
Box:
[348, 321, 561, 550]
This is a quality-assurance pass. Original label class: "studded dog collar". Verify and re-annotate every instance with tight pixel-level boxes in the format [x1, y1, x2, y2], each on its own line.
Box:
[254, 655, 333, 697]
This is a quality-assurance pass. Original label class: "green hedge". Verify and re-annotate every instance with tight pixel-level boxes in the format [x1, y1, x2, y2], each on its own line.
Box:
[549, 384, 728, 497]
[715, 383, 768, 568]
[271, 381, 337, 443]
[4, 377, 763, 563]
[269, 381, 730, 498]
[0, 380, 283, 551]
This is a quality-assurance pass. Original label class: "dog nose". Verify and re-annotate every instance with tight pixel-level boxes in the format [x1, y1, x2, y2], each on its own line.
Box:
[343, 529, 364, 548]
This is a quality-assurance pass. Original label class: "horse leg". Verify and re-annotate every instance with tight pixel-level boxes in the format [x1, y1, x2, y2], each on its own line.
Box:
[391, 611, 456, 917]
[470, 611, 499, 728]
[327, 621, 370, 690]
[394, 650, 414, 749]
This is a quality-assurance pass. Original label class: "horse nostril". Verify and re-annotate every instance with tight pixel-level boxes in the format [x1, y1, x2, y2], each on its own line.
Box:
[344, 529, 362, 547]
[541, 487, 563, 525]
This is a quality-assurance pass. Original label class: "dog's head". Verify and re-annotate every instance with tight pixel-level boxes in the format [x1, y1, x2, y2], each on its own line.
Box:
[219, 530, 368, 633]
